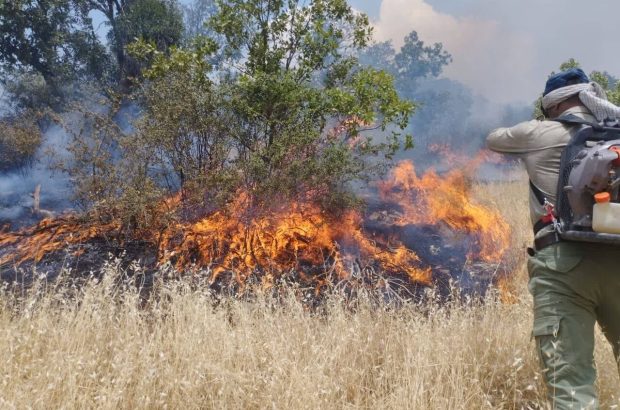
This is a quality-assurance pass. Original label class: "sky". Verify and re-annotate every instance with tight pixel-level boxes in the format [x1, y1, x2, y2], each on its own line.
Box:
[359, 0, 620, 104]
[98, 0, 620, 105]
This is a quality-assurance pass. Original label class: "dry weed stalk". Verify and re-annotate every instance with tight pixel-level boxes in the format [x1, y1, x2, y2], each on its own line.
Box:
[0, 170, 618, 409]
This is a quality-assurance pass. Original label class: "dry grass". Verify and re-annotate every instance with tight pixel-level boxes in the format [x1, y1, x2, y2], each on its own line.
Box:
[0, 167, 619, 409]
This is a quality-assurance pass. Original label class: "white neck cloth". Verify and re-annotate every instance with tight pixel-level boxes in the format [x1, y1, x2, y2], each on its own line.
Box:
[542, 82, 620, 125]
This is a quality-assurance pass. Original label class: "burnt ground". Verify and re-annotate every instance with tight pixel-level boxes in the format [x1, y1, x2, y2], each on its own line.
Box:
[0, 216, 502, 306]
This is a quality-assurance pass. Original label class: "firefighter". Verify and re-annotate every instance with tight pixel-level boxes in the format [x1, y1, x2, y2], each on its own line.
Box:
[487, 68, 620, 409]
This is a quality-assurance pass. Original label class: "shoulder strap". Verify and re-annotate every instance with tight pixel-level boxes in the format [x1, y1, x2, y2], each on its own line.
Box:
[551, 114, 604, 131]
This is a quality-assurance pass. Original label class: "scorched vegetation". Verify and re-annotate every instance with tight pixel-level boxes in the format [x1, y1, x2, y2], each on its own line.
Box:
[0, 177, 618, 409]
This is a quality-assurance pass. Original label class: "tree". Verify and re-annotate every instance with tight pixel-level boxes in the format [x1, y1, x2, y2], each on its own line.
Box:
[128, 40, 233, 209]
[113, 0, 184, 80]
[77, 0, 183, 83]
[394, 31, 452, 86]
[0, 112, 41, 171]
[558, 58, 580, 72]
[76, 0, 131, 82]
[183, 0, 218, 41]
[211, 0, 411, 209]
[359, 32, 452, 90]
[358, 31, 458, 148]
[0, 0, 109, 106]
[124, 0, 414, 219]
[590, 70, 620, 105]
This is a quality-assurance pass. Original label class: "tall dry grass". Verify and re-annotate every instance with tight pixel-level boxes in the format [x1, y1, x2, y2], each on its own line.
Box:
[0, 168, 618, 409]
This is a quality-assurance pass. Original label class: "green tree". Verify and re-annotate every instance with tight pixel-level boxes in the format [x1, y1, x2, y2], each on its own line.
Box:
[124, 0, 414, 219]
[358, 31, 455, 146]
[359, 32, 452, 90]
[211, 0, 411, 207]
[113, 0, 184, 81]
[183, 0, 218, 41]
[394, 31, 452, 86]
[128, 40, 233, 208]
[0, 0, 109, 106]
[77, 0, 183, 83]
[0, 112, 41, 171]
[590, 70, 620, 105]
[558, 58, 580, 72]
[76, 0, 132, 82]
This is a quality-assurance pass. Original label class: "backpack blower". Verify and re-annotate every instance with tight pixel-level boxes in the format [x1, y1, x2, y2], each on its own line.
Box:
[553, 114, 620, 243]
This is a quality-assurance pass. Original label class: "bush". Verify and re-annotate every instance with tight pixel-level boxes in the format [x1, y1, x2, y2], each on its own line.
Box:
[0, 112, 41, 171]
[119, 0, 413, 223]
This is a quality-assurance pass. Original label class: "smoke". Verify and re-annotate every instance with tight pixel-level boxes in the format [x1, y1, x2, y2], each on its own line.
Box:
[391, 75, 531, 175]
[0, 95, 143, 227]
[0, 85, 9, 117]
[0, 122, 73, 226]
[373, 0, 536, 105]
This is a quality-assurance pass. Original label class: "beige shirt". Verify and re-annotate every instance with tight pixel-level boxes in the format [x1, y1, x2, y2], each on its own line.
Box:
[486, 106, 597, 228]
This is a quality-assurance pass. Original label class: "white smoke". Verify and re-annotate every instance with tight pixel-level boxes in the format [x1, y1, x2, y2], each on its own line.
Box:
[373, 0, 537, 104]
[0, 122, 73, 224]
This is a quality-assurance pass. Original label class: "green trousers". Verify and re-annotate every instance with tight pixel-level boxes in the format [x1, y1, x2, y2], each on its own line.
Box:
[528, 241, 620, 409]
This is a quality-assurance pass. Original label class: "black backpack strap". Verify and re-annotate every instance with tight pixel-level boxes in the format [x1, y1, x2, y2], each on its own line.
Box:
[552, 114, 604, 131]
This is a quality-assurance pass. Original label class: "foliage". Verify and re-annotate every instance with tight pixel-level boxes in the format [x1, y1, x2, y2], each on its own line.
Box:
[112, 0, 184, 80]
[0, 0, 110, 106]
[0, 0, 186, 202]
[123, 0, 414, 218]
[0, 112, 42, 171]
[182, 0, 219, 41]
[65, 0, 184, 85]
[591, 70, 620, 106]
[558, 58, 580, 72]
[394, 32, 452, 86]
[63, 109, 123, 210]
[128, 39, 233, 209]
[1, 0, 416, 228]
[359, 32, 452, 88]
[49, 93, 169, 229]
[118, 0, 183, 52]
[358, 31, 457, 147]
[2, 72, 58, 112]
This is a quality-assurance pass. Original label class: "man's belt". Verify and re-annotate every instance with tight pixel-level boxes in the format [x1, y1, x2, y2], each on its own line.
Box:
[535, 231, 562, 250]
[533, 219, 553, 235]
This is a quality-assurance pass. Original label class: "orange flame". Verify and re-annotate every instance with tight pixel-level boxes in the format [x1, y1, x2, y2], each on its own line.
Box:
[159, 192, 431, 285]
[378, 159, 510, 262]
[0, 217, 121, 265]
[0, 155, 510, 292]
[428, 143, 505, 168]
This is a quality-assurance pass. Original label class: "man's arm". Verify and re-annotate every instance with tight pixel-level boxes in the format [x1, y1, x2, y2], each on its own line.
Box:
[486, 120, 541, 154]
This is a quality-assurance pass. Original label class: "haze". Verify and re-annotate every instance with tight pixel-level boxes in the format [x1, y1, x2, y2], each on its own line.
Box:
[348, 0, 618, 105]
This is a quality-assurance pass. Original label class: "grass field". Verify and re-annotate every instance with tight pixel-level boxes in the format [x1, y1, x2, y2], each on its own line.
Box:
[1, 170, 618, 409]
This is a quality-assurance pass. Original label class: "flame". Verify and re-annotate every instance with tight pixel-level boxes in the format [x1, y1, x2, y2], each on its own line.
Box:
[0, 194, 431, 287]
[0, 217, 122, 265]
[0, 155, 510, 293]
[159, 192, 431, 285]
[428, 143, 505, 168]
[378, 159, 510, 262]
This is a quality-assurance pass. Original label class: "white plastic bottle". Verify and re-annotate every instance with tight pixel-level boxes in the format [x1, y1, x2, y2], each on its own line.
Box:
[592, 192, 620, 234]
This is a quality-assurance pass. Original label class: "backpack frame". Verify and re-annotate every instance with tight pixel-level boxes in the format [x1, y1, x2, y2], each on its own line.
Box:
[552, 114, 620, 244]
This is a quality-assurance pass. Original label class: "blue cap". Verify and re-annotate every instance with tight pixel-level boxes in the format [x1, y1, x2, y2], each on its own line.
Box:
[543, 68, 589, 96]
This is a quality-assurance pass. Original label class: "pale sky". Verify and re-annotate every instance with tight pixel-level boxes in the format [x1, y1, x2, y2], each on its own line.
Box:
[364, 0, 620, 104]
[98, 0, 619, 104]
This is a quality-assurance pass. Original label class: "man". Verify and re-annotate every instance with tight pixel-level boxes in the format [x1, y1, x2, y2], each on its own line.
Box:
[487, 68, 620, 409]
